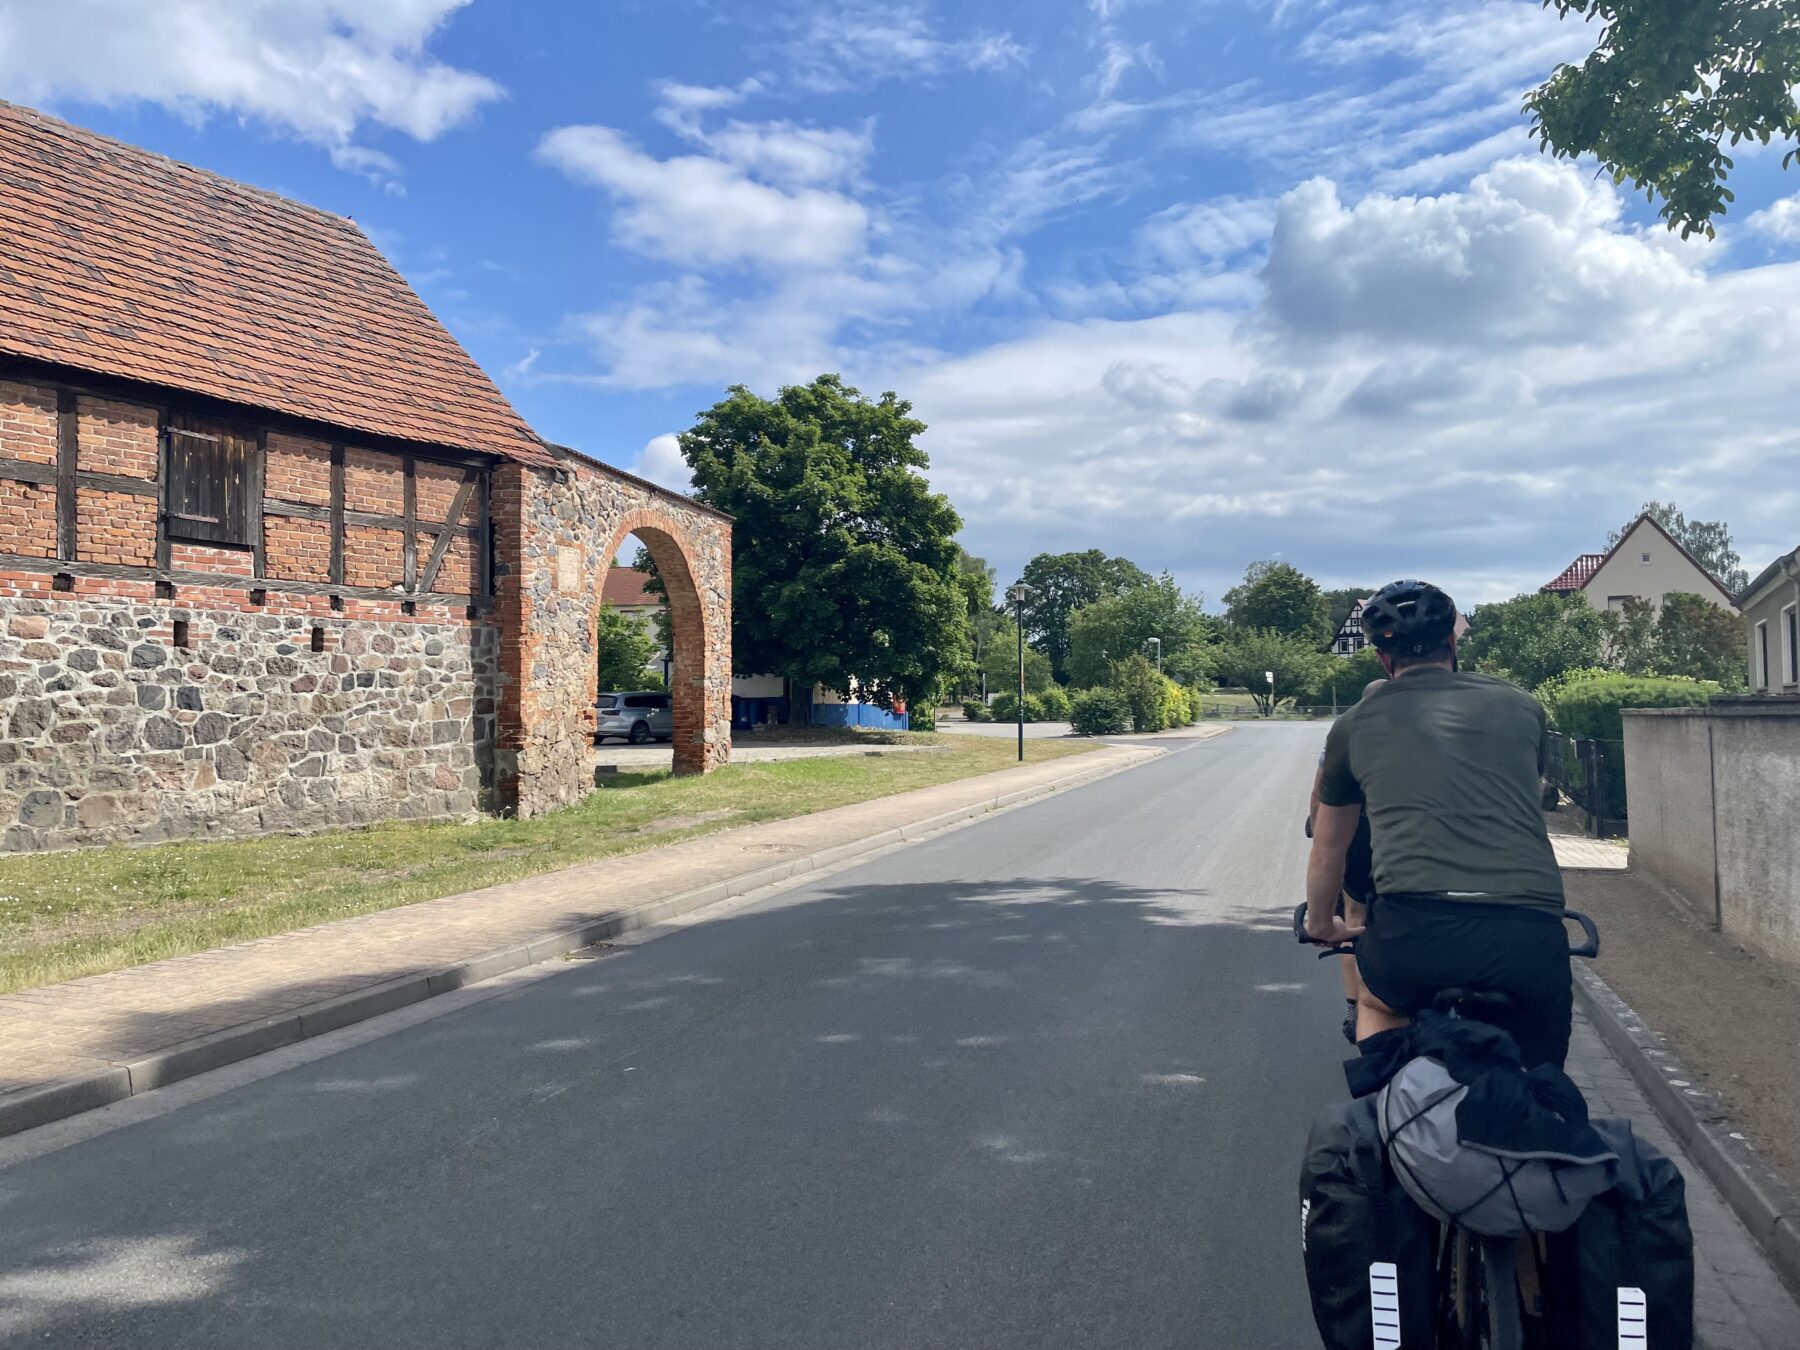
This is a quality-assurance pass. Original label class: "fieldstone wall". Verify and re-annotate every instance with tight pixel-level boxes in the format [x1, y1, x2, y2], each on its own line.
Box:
[0, 595, 496, 851]
[494, 450, 732, 818]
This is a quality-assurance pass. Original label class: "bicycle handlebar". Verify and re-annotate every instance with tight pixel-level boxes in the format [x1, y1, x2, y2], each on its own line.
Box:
[1292, 900, 1601, 959]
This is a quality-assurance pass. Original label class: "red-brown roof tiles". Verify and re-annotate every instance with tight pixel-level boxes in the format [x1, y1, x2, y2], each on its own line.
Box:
[0, 99, 552, 469]
[1542, 553, 1606, 593]
[601, 567, 662, 608]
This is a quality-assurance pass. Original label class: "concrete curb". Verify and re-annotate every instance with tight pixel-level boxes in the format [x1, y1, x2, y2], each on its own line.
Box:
[1573, 963, 1800, 1295]
[0, 744, 1166, 1140]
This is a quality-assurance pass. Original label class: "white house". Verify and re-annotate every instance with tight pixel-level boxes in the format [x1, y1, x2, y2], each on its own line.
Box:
[1541, 514, 1737, 614]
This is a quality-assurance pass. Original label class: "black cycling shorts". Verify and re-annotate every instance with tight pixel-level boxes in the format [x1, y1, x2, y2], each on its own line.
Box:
[1355, 893, 1572, 1068]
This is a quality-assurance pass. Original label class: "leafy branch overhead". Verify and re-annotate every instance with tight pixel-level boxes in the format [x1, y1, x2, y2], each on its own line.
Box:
[1526, 0, 1800, 237]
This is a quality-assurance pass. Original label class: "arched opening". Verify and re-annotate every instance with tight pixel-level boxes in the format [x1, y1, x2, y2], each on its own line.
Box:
[593, 517, 710, 777]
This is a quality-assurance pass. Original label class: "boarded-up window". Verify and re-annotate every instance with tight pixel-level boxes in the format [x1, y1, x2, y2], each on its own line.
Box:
[165, 413, 257, 546]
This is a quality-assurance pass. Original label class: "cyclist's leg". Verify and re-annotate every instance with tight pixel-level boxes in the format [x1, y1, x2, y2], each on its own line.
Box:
[1476, 918, 1572, 1069]
[1350, 896, 1416, 1043]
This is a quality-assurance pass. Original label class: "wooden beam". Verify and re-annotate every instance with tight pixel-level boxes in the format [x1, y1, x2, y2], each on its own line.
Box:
[476, 469, 492, 601]
[250, 428, 267, 579]
[77, 471, 158, 498]
[416, 472, 478, 594]
[154, 410, 171, 572]
[55, 389, 77, 560]
[329, 444, 344, 588]
[0, 456, 56, 486]
[0, 551, 476, 605]
[402, 455, 417, 592]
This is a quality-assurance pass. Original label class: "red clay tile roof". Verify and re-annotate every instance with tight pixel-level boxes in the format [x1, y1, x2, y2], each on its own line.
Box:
[0, 99, 552, 469]
[601, 568, 662, 608]
[1542, 553, 1606, 593]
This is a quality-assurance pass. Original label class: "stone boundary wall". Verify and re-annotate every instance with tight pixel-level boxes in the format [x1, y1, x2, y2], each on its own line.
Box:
[0, 593, 496, 851]
[1624, 698, 1800, 966]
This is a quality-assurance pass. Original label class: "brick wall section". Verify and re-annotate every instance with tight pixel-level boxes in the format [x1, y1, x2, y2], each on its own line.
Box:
[0, 380, 57, 464]
[171, 541, 256, 576]
[419, 529, 474, 594]
[75, 396, 158, 477]
[415, 461, 476, 524]
[77, 489, 158, 566]
[345, 447, 404, 516]
[493, 450, 732, 817]
[0, 593, 499, 851]
[344, 525, 405, 589]
[0, 480, 56, 557]
[264, 433, 333, 504]
[264, 515, 332, 583]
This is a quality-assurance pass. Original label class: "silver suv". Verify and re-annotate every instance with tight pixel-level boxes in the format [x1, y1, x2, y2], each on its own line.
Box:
[596, 691, 673, 744]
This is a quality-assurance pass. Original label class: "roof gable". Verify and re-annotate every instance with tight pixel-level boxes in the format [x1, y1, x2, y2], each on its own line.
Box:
[1543, 553, 1605, 592]
[1584, 514, 1738, 606]
[0, 100, 552, 468]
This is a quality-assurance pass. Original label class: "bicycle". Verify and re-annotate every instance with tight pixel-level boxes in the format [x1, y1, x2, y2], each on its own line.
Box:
[1293, 902, 1602, 1350]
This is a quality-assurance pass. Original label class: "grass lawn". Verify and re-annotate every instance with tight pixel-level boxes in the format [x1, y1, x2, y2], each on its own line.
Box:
[0, 732, 1094, 994]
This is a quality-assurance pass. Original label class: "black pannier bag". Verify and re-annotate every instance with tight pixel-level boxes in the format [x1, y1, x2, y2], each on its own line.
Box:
[1299, 1097, 1437, 1350]
[1539, 1116, 1695, 1350]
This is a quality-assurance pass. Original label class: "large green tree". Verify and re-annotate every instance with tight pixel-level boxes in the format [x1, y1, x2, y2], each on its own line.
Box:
[1653, 592, 1749, 688]
[679, 375, 967, 711]
[1015, 550, 1152, 682]
[1527, 0, 1800, 238]
[952, 547, 1001, 698]
[1323, 586, 1377, 640]
[1461, 591, 1613, 689]
[596, 604, 659, 693]
[1065, 574, 1216, 688]
[1223, 561, 1332, 643]
[1215, 630, 1334, 715]
[982, 611, 1055, 697]
[1607, 500, 1750, 593]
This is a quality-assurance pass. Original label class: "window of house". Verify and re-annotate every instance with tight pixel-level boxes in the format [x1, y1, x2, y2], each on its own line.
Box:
[1784, 604, 1799, 687]
[1606, 595, 1632, 611]
[1640, 552, 1651, 564]
[1756, 621, 1770, 690]
[165, 412, 258, 547]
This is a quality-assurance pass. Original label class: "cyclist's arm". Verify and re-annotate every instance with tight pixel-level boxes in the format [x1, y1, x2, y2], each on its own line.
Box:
[1305, 802, 1364, 942]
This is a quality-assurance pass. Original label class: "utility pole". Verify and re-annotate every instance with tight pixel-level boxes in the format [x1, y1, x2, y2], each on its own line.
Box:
[1146, 636, 1162, 674]
[1006, 583, 1033, 762]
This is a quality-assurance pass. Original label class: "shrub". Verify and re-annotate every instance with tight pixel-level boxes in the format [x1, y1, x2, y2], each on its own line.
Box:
[1541, 672, 1714, 740]
[1070, 688, 1130, 735]
[1037, 684, 1073, 721]
[1111, 653, 1169, 732]
[1158, 675, 1189, 727]
[909, 702, 936, 732]
[990, 691, 1046, 724]
[961, 699, 992, 723]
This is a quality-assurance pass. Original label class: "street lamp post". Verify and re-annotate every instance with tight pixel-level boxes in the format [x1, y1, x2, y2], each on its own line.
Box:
[1265, 669, 1275, 718]
[1145, 636, 1162, 674]
[1006, 583, 1033, 762]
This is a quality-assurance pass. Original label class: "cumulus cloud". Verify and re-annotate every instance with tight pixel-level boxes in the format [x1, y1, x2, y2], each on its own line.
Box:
[1748, 194, 1800, 245]
[537, 125, 869, 268]
[880, 159, 1800, 605]
[627, 433, 693, 492]
[0, 0, 500, 176]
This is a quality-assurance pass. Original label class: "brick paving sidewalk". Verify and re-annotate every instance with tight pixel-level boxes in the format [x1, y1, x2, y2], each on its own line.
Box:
[1567, 1012, 1800, 1349]
[0, 745, 1149, 1105]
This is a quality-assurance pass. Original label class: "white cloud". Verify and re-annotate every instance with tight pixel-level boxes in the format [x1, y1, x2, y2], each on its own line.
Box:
[627, 433, 693, 492]
[537, 125, 869, 269]
[873, 159, 1800, 606]
[1747, 194, 1800, 245]
[778, 2, 1026, 93]
[0, 0, 501, 176]
[688, 120, 873, 189]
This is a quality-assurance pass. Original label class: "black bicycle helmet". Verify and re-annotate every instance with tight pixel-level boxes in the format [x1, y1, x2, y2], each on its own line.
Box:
[1360, 579, 1457, 657]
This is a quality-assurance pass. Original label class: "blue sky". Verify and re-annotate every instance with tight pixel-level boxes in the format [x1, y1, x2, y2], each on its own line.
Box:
[3, 0, 1799, 604]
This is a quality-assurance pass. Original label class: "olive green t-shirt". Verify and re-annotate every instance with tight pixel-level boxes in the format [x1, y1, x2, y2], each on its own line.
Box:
[1317, 667, 1564, 912]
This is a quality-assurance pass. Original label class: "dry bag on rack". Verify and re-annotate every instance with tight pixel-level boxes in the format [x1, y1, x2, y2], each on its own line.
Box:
[1539, 1116, 1695, 1350]
[1299, 1097, 1437, 1350]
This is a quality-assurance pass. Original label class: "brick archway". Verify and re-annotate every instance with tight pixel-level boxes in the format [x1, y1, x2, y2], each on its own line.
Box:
[597, 510, 717, 778]
[493, 453, 731, 820]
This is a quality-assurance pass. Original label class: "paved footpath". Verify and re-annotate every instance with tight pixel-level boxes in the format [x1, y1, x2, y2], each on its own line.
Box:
[0, 743, 1156, 1117]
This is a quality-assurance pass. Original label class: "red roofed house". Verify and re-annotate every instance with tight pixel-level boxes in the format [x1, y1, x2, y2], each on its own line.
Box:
[601, 565, 670, 684]
[1540, 514, 1737, 615]
[0, 101, 731, 851]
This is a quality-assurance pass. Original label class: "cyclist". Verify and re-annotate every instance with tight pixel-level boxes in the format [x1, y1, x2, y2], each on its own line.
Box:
[1306, 677, 1388, 1043]
[1302, 579, 1572, 1067]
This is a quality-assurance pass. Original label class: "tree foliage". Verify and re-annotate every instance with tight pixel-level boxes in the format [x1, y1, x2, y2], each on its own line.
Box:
[1461, 591, 1614, 689]
[596, 604, 659, 693]
[1065, 574, 1216, 688]
[1648, 592, 1748, 689]
[1322, 587, 1375, 639]
[1214, 629, 1335, 715]
[1607, 500, 1749, 593]
[1300, 646, 1389, 708]
[1015, 550, 1152, 683]
[1224, 561, 1332, 643]
[680, 375, 967, 711]
[1526, 0, 1800, 238]
[982, 611, 1055, 697]
[952, 547, 1001, 697]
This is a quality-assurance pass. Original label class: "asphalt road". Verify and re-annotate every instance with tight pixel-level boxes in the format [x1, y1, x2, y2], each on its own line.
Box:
[0, 723, 1351, 1349]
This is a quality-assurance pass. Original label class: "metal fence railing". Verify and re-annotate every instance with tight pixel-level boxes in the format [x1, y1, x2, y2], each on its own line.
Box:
[1543, 732, 1627, 838]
